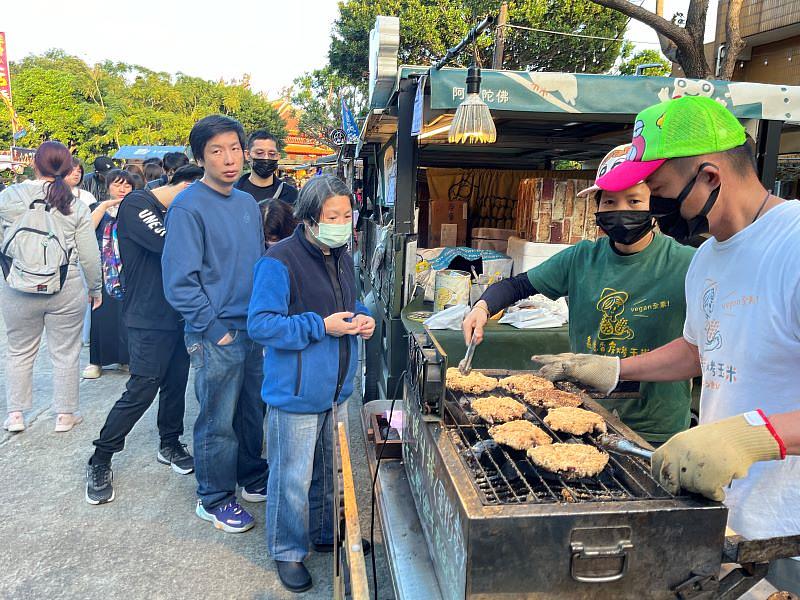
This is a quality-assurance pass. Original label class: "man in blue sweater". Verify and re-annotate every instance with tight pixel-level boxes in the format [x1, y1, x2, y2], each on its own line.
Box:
[162, 115, 268, 533]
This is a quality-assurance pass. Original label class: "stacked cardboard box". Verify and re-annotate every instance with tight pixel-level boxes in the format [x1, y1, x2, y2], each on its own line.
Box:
[515, 177, 601, 244]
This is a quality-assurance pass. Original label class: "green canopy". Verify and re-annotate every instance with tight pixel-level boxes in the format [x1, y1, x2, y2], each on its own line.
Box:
[423, 68, 800, 122]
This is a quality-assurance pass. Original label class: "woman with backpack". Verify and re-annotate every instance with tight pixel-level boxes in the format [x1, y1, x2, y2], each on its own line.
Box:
[82, 169, 132, 379]
[0, 141, 102, 433]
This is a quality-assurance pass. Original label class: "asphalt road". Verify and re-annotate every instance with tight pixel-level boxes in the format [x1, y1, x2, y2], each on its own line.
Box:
[0, 319, 395, 600]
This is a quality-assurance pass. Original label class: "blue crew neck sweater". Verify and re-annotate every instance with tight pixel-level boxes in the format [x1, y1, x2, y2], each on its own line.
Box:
[162, 180, 264, 342]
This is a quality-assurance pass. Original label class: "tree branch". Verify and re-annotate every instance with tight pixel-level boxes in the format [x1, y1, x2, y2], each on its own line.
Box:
[589, 0, 692, 46]
[718, 0, 746, 80]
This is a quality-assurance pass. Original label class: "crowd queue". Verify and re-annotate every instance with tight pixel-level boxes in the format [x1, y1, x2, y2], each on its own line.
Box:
[0, 115, 372, 593]
[0, 95, 798, 594]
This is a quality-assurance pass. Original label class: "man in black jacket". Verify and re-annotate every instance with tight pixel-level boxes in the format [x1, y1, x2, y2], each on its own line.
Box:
[235, 130, 299, 206]
[80, 155, 114, 202]
[85, 165, 204, 505]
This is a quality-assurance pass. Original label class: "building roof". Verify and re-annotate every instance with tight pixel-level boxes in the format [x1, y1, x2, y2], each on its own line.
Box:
[113, 145, 188, 161]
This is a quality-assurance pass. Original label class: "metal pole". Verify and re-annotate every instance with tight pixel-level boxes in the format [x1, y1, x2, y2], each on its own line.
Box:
[434, 15, 495, 70]
[756, 120, 782, 192]
[492, 2, 508, 70]
[634, 63, 664, 76]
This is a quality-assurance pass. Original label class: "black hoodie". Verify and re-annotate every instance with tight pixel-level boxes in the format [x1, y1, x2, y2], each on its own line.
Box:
[117, 189, 182, 330]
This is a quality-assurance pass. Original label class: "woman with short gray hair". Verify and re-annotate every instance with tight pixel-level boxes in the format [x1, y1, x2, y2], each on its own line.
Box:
[247, 174, 375, 593]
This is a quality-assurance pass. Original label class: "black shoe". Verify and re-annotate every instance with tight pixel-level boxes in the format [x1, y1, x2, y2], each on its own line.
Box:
[86, 460, 114, 505]
[157, 443, 194, 475]
[311, 538, 372, 555]
[275, 560, 312, 593]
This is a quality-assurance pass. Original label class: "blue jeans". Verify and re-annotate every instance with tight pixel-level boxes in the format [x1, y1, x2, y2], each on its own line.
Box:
[265, 401, 348, 562]
[186, 330, 268, 510]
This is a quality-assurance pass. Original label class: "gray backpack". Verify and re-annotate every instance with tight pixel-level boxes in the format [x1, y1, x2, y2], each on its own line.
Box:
[0, 198, 71, 294]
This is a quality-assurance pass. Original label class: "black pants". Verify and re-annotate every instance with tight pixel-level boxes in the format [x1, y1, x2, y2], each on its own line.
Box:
[92, 327, 189, 464]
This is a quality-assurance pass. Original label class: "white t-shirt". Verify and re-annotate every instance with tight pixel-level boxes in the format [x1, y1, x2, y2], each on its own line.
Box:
[683, 200, 800, 541]
[73, 188, 97, 208]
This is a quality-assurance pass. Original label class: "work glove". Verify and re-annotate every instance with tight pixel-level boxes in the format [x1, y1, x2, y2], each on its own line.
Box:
[532, 353, 620, 395]
[651, 411, 786, 501]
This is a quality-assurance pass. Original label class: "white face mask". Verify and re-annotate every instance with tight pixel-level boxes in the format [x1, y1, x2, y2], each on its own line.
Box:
[311, 220, 351, 248]
[106, 205, 119, 218]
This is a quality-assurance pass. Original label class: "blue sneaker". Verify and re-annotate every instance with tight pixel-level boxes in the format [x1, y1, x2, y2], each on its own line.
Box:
[241, 486, 267, 503]
[195, 500, 255, 533]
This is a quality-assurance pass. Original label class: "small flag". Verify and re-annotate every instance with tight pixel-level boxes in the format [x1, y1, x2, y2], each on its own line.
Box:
[341, 98, 359, 143]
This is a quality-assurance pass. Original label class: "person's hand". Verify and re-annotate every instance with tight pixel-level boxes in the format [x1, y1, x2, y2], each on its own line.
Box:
[217, 332, 235, 346]
[353, 314, 375, 340]
[89, 295, 102, 310]
[104, 197, 124, 209]
[651, 412, 784, 501]
[324, 312, 359, 337]
[462, 301, 490, 345]
[532, 352, 620, 395]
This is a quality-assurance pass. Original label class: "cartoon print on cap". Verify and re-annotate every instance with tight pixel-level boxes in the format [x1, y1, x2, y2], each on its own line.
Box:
[630, 119, 646, 161]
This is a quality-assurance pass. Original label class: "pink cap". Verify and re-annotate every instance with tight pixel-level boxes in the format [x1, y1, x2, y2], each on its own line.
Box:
[578, 143, 660, 197]
[595, 157, 666, 193]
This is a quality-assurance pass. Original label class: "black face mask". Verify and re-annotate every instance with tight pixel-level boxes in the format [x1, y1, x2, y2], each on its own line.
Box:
[595, 210, 655, 246]
[251, 158, 278, 179]
[651, 162, 720, 244]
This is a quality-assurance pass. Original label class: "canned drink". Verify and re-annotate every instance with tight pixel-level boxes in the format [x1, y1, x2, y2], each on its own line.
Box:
[434, 269, 471, 312]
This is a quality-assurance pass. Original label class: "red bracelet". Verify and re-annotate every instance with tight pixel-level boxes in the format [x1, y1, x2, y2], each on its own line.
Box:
[757, 409, 788, 459]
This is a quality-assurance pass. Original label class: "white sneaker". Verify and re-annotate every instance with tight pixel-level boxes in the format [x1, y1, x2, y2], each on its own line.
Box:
[82, 364, 102, 379]
[54, 413, 83, 433]
[3, 412, 25, 432]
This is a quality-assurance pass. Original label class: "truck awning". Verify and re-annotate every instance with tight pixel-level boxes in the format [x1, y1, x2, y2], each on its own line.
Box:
[403, 67, 800, 123]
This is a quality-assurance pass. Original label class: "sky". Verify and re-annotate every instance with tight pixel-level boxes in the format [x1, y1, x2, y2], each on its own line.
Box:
[2, 0, 717, 98]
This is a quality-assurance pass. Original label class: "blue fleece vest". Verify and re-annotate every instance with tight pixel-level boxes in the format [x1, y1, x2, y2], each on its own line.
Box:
[247, 225, 370, 413]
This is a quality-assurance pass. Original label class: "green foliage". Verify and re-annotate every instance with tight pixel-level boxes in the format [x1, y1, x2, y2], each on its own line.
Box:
[291, 66, 367, 149]
[617, 44, 671, 76]
[328, 0, 630, 83]
[0, 50, 285, 161]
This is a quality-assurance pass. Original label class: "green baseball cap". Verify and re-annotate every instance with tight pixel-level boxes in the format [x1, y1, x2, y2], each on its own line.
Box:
[596, 95, 747, 192]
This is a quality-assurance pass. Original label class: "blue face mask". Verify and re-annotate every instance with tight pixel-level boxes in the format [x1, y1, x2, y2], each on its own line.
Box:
[311, 220, 351, 248]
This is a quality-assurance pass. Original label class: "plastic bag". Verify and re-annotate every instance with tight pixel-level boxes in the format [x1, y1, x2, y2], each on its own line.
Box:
[423, 304, 470, 330]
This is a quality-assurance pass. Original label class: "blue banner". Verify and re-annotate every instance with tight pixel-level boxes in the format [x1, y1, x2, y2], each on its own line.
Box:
[341, 98, 360, 143]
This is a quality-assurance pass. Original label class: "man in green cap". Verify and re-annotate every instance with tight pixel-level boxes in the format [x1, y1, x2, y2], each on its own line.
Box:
[533, 95, 800, 592]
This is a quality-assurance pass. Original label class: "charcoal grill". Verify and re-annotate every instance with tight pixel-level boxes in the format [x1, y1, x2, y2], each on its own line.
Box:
[401, 330, 791, 600]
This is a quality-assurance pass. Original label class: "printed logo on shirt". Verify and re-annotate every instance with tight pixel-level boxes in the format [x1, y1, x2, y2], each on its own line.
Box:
[702, 279, 723, 352]
[138, 209, 165, 237]
[596, 288, 635, 341]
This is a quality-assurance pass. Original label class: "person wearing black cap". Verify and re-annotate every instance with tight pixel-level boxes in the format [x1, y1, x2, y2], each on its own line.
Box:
[81, 156, 115, 202]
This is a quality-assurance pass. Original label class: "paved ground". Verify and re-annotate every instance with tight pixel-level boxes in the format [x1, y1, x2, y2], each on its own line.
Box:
[0, 320, 395, 600]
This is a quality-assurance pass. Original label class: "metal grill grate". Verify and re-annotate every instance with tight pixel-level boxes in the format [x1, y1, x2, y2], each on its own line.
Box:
[444, 388, 677, 506]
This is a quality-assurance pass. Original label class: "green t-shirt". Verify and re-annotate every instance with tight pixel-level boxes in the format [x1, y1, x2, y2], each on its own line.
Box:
[528, 233, 695, 442]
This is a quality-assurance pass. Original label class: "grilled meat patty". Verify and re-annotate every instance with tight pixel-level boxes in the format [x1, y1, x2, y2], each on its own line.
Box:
[527, 443, 609, 478]
[489, 420, 552, 451]
[544, 407, 607, 436]
[498, 374, 554, 395]
[523, 388, 583, 409]
[446, 368, 499, 395]
[471, 396, 527, 423]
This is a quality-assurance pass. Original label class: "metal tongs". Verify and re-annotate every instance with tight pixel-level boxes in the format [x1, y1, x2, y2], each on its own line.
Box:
[596, 434, 653, 461]
[458, 334, 478, 375]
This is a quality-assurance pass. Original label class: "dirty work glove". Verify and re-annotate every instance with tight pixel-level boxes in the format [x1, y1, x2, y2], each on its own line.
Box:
[651, 411, 786, 501]
[532, 353, 620, 395]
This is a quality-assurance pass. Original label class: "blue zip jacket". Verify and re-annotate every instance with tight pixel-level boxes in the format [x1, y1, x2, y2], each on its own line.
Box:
[247, 225, 369, 413]
[162, 181, 264, 342]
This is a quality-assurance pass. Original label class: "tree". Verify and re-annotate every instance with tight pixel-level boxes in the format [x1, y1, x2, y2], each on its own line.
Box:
[617, 44, 671, 76]
[586, 0, 746, 79]
[291, 67, 367, 149]
[0, 50, 286, 160]
[329, 0, 630, 84]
